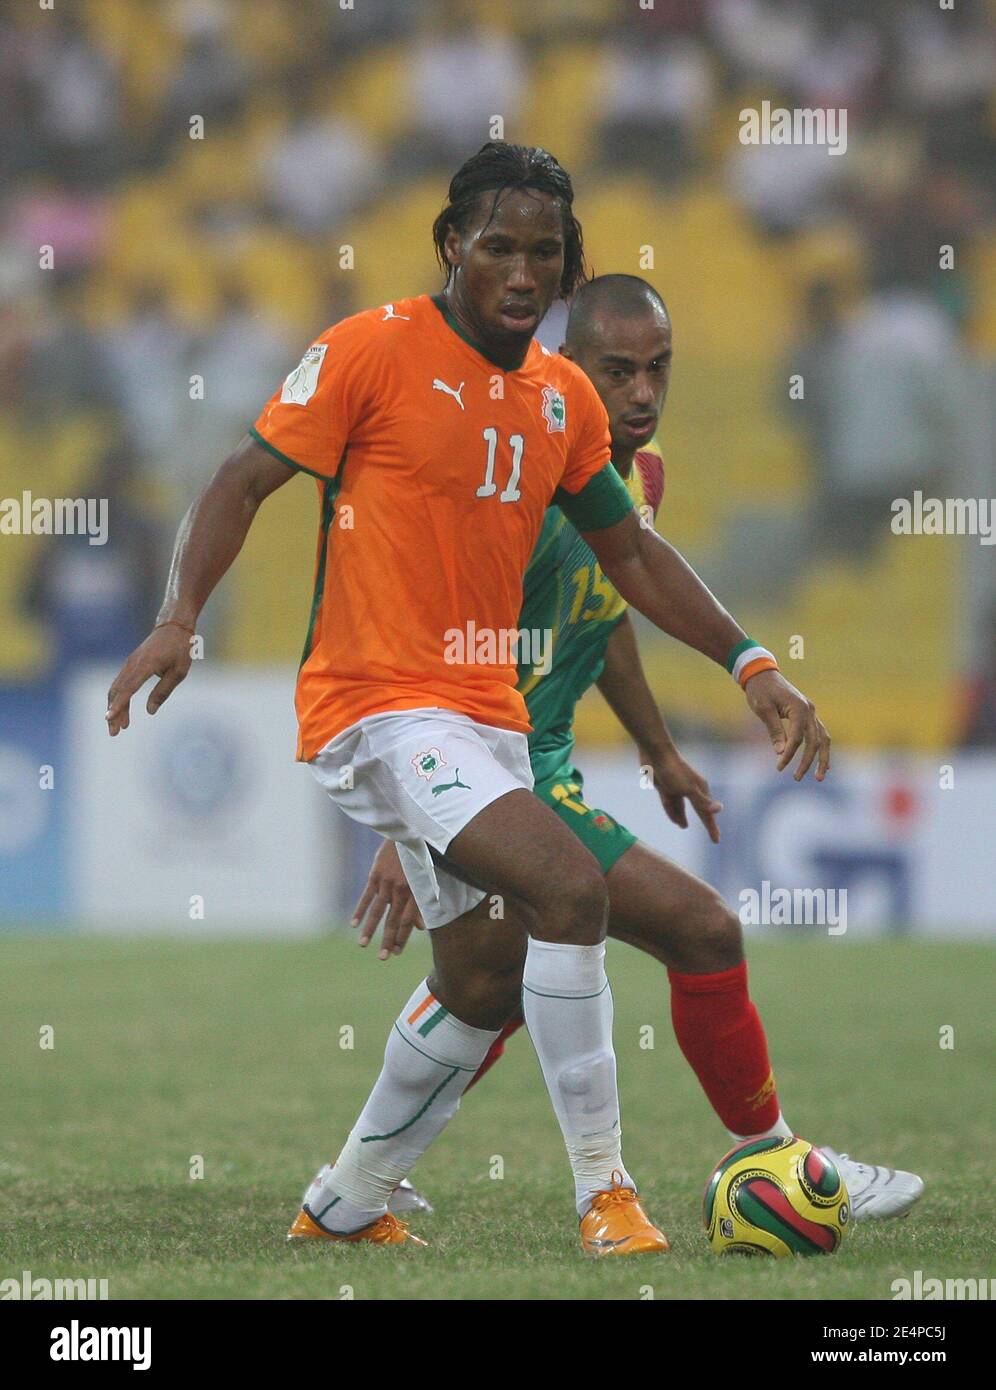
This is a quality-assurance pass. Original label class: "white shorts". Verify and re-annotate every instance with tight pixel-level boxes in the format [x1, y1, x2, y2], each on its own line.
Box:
[309, 707, 534, 929]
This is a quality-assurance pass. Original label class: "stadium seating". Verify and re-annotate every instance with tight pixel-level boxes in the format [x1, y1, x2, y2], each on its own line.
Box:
[0, 5, 974, 752]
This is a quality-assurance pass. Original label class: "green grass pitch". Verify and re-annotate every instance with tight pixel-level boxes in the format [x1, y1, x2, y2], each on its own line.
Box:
[1, 934, 992, 1300]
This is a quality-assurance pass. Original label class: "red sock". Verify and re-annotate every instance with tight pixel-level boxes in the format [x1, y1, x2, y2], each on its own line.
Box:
[464, 1014, 525, 1093]
[668, 962, 781, 1137]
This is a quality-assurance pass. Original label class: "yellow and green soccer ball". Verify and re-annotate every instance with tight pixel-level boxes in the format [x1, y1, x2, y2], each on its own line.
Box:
[703, 1136, 851, 1256]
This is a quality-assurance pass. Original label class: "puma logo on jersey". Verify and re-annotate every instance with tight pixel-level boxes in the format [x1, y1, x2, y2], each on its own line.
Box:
[381, 304, 411, 321]
[432, 378, 465, 410]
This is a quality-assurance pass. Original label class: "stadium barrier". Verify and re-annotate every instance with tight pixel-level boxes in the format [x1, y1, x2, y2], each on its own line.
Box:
[0, 670, 991, 937]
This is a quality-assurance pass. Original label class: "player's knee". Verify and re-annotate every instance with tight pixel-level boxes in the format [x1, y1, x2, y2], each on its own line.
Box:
[538, 865, 608, 944]
[695, 893, 743, 969]
[463, 976, 523, 1031]
[434, 959, 524, 1032]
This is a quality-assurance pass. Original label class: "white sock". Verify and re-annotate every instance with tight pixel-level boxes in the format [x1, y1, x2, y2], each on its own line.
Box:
[304, 980, 500, 1233]
[729, 1110, 795, 1144]
[521, 937, 633, 1217]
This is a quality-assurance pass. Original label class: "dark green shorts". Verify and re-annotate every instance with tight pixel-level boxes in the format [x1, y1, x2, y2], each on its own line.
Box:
[533, 764, 637, 874]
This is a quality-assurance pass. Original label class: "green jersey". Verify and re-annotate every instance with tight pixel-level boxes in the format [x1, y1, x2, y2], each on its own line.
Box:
[516, 445, 665, 784]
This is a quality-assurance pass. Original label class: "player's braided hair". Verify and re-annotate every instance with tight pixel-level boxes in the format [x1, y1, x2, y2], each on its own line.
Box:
[432, 141, 588, 299]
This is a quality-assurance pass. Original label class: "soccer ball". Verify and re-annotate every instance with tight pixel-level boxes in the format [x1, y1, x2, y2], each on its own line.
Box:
[703, 1136, 851, 1256]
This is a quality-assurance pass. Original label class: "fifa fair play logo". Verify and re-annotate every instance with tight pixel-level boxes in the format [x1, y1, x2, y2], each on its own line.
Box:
[280, 344, 327, 406]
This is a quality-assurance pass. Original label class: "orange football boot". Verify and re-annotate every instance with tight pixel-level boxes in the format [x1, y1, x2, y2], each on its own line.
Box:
[580, 1172, 669, 1255]
[287, 1206, 428, 1247]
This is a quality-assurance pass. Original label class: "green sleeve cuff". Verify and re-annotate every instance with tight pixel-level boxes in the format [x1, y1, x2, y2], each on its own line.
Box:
[554, 464, 634, 532]
[248, 427, 327, 481]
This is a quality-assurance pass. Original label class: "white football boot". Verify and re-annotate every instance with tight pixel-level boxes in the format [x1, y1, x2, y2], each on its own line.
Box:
[820, 1146, 924, 1221]
[387, 1179, 434, 1215]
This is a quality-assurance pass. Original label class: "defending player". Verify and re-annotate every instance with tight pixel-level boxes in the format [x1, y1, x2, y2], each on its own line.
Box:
[354, 276, 924, 1224]
[107, 142, 832, 1255]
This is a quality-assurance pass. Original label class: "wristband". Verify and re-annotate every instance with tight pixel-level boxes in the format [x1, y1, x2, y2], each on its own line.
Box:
[155, 619, 196, 637]
[725, 636, 778, 689]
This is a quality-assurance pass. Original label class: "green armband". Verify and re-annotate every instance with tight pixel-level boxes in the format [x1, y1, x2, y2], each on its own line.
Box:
[554, 464, 634, 532]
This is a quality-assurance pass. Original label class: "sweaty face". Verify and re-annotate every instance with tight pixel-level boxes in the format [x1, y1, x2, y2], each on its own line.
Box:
[568, 310, 672, 451]
[444, 189, 567, 353]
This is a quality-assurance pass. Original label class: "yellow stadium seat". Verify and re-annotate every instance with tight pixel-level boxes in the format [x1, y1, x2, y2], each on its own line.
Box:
[967, 235, 996, 353]
[223, 469, 321, 665]
[329, 45, 412, 145]
[520, 42, 602, 171]
[503, 0, 616, 37]
[334, 176, 446, 308]
[229, 229, 325, 333]
[167, 127, 264, 206]
[230, 0, 304, 74]
[82, 0, 180, 131]
[101, 179, 186, 284]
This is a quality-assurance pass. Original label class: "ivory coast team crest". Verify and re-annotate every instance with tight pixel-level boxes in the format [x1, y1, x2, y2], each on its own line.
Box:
[412, 748, 447, 780]
[541, 385, 566, 433]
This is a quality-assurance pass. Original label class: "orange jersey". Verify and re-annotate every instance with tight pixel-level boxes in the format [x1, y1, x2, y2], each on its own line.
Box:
[252, 294, 625, 761]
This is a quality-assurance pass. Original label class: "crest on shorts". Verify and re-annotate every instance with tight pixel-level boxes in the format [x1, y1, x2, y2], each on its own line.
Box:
[541, 385, 566, 433]
[412, 747, 447, 780]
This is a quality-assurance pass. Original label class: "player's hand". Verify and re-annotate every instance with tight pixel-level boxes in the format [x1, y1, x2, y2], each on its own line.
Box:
[351, 840, 425, 960]
[105, 625, 195, 736]
[644, 745, 723, 843]
[743, 669, 830, 781]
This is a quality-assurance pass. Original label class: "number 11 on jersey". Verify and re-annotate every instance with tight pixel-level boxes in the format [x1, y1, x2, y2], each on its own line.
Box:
[477, 427, 524, 502]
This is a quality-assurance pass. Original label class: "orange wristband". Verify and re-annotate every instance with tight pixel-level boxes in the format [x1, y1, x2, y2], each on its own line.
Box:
[738, 655, 779, 688]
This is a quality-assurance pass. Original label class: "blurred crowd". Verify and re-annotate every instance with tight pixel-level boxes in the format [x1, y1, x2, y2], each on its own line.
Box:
[1, 0, 993, 740]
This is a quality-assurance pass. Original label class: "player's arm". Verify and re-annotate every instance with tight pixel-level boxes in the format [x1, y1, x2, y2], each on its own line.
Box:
[105, 435, 293, 735]
[596, 612, 723, 841]
[567, 485, 828, 780]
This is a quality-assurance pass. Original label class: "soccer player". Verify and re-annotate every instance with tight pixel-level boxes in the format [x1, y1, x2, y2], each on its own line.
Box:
[354, 275, 925, 1225]
[106, 142, 832, 1255]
